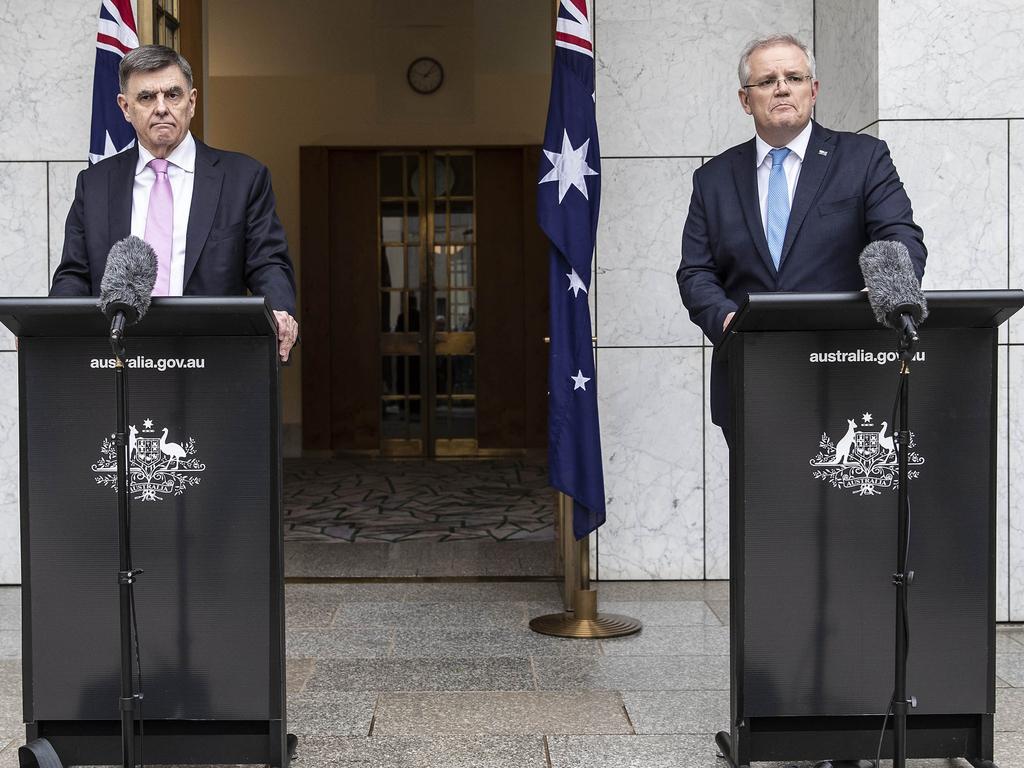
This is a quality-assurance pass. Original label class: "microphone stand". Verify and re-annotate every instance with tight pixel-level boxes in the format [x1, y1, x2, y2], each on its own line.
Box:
[891, 328, 916, 768]
[110, 316, 143, 768]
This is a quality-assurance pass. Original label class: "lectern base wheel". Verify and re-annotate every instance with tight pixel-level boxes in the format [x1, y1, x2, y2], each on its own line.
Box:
[715, 730, 747, 768]
[17, 738, 63, 768]
[287, 733, 298, 760]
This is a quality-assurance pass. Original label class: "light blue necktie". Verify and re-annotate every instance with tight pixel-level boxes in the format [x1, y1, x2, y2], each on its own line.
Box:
[766, 147, 791, 270]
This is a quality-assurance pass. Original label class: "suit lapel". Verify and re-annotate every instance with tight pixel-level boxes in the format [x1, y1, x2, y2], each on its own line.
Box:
[780, 122, 835, 268]
[184, 141, 224, 290]
[730, 140, 775, 275]
[108, 146, 137, 244]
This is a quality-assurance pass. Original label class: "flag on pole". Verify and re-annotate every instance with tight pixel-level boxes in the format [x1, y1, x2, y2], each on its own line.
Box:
[536, 0, 605, 540]
[90, 0, 139, 164]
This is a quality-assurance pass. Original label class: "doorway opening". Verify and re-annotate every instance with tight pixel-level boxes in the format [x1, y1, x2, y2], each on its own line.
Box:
[293, 145, 556, 575]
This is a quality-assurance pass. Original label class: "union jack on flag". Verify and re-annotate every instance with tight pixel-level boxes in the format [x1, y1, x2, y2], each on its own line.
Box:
[537, 0, 605, 540]
[90, 0, 139, 164]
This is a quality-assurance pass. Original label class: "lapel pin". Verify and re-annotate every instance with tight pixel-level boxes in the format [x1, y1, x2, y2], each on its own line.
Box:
[818, 149, 829, 156]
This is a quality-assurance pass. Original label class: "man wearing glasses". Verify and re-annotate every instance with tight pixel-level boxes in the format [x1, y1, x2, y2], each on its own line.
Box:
[677, 34, 926, 439]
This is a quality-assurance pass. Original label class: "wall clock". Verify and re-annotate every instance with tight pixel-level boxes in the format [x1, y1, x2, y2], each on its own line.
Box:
[407, 56, 444, 95]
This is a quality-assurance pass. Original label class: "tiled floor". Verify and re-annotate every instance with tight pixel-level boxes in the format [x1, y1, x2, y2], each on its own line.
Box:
[1, 582, 1022, 767]
[284, 458, 555, 544]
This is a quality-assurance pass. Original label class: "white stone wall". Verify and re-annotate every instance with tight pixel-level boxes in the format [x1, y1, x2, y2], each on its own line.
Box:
[591, 0, 1024, 622]
[592, 0, 814, 581]
[0, 2, 95, 584]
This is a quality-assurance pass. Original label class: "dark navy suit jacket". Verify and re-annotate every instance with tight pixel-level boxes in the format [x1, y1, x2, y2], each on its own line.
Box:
[50, 140, 296, 316]
[677, 121, 926, 428]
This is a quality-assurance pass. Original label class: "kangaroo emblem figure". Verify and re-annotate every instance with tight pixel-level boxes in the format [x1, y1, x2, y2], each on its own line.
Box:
[833, 419, 857, 465]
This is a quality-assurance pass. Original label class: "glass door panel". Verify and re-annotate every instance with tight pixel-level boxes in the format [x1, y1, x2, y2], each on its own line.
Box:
[378, 150, 476, 457]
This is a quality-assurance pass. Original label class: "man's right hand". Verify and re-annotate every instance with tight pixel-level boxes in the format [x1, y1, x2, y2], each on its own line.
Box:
[723, 312, 735, 333]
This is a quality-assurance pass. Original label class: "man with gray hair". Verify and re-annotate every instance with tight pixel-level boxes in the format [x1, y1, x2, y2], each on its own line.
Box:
[677, 33, 926, 437]
[51, 44, 299, 361]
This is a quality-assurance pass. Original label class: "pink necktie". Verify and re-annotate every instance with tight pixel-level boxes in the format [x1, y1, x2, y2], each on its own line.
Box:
[145, 158, 173, 296]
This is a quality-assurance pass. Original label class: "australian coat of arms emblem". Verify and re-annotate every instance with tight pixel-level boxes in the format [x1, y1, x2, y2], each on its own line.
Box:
[92, 418, 206, 501]
[809, 412, 923, 496]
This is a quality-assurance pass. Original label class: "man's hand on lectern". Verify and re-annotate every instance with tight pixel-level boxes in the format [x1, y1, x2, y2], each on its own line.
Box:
[723, 312, 735, 333]
[273, 310, 299, 363]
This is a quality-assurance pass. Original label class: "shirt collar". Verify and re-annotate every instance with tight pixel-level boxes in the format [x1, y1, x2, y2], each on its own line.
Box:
[754, 121, 813, 167]
[135, 131, 196, 176]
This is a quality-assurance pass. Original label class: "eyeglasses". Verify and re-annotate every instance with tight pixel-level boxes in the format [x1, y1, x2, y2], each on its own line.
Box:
[742, 75, 813, 91]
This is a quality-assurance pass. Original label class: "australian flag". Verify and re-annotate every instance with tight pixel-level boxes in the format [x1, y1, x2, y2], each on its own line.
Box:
[537, 0, 605, 540]
[89, 0, 139, 164]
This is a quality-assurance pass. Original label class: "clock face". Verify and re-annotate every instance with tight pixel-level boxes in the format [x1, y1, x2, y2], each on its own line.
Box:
[407, 57, 444, 95]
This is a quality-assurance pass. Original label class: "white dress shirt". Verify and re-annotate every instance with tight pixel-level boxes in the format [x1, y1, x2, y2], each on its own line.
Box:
[754, 120, 812, 239]
[131, 132, 196, 296]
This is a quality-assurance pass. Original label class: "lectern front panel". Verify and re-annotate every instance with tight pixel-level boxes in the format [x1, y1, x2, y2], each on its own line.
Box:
[736, 327, 993, 718]
[22, 335, 277, 721]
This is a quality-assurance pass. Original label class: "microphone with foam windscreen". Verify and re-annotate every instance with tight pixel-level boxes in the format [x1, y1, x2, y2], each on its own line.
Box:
[858, 240, 928, 344]
[98, 236, 158, 341]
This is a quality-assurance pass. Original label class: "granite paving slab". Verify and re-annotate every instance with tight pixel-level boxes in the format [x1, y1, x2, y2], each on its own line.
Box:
[372, 691, 631, 735]
[0, 590, 19, 631]
[595, 581, 729, 602]
[286, 540, 556, 579]
[285, 586, 344, 628]
[390, 582, 561, 603]
[995, 651, 1024, 687]
[286, 627, 394, 660]
[391, 627, 601, 658]
[0, 635, 18, 661]
[287, 734, 549, 768]
[299, 659, 390, 692]
[285, 542, 391, 578]
[333, 600, 528, 629]
[707, 599, 729, 625]
[380, 658, 535, 692]
[622, 690, 729, 735]
[287, 658, 315, 697]
[532, 655, 730, 691]
[600, 625, 730, 656]
[596, 600, 722, 627]
[546, 733, 724, 768]
[998, 625, 1024, 651]
[995, 686, 1024, 731]
[286, 690, 379, 736]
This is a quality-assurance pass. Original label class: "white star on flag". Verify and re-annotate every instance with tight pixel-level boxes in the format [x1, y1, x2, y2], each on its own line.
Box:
[539, 129, 599, 203]
[566, 269, 588, 298]
[571, 370, 591, 391]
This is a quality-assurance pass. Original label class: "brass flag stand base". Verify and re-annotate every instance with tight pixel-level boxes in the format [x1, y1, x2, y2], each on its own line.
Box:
[529, 495, 642, 639]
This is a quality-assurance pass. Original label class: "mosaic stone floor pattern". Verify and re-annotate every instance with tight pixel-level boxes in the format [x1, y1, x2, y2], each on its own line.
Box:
[1, 582, 1023, 767]
[283, 458, 556, 544]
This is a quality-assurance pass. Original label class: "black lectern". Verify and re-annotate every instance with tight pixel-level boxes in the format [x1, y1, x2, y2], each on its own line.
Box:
[715, 290, 1023, 768]
[0, 297, 289, 767]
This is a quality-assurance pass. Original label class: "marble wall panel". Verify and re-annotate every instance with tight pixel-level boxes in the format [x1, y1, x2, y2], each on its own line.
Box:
[703, 346, 729, 580]
[0, 163, 49, 351]
[1010, 346, 1024, 620]
[0, 1, 96, 161]
[595, 0, 812, 157]
[813, 0, 878, 134]
[997, 344, 1009, 621]
[48, 162, 87, 280]
[877, 0, 1024, 120]
[1010, 120, 1023, 343]
[0, 352, 19, 585]
[876, 121, 1008, 293]
[596, 158, 702, 347]
[595, 347, 704, 580]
